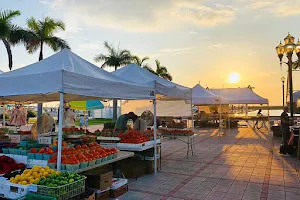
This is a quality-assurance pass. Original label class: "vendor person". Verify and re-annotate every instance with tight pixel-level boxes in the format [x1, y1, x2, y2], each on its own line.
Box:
[132, 114, 147, 131]
[115, 112, 135, 132]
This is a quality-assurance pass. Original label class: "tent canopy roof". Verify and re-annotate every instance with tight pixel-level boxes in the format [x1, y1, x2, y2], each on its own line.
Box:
[0, 49, 154, 103]
[208, 87, 268, 104]
[112, 64, 191, 100]
[192, 84, 228, 105]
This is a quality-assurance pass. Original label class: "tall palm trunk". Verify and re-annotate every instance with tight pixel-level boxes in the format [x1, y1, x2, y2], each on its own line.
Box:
[37, 42, 44, 118]
[113, 65, 118, 121]
[2, 39, 13, 70]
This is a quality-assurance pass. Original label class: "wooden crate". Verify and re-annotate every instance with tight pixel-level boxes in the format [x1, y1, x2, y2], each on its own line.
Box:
[110, 184, 128, 198]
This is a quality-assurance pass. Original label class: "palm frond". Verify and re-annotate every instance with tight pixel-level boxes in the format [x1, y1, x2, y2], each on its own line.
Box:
[0, 10, 20, 22]
[27, 17, 40, 33]
[155, 60, 161, 68]
[141, 56, 149, 64]
[43, 17, 66, 36]
[103, 41, 116, 57]
[132, 55, 141, 65]
[143, 66, 157, 75]
[44, 36, 70, 51]
[161, 73, 173, 81]
[9, 25, 36, 46]
[94, 54, 109, 64]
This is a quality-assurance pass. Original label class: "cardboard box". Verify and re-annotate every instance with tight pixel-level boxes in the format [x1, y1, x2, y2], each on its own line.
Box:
[109, 184, 128, 198]
[145, 159, 160, 174]
[85, 171, 113, 190]
[89, 188, 110, 200]
[121, 161, 146, 179]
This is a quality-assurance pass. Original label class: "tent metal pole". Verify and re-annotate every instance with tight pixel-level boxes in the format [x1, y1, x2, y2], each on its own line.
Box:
[2, 104, 5, 126]
[228, 105, 230, 134]
[268, 103, 270, 132]
[57, 92, 64, 171]
[153, 96, 157, 175]
[219, 101, 222, 136]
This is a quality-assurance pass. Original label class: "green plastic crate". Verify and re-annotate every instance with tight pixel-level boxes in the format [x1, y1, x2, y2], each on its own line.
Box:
[25, 193, 57, 200]
[34, 178, 86, 200]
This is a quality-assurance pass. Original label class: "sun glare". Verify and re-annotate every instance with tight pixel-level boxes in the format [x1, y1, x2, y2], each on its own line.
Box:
[229, 72, 240, 84]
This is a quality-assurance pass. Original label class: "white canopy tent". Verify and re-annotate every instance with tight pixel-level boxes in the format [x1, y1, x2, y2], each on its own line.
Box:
[208, 88, 268, 104]
[113, 64, 192, 174]
[112, 64, 191, 100]
[192, 84, 228, 105]
[209, 87, 269, 130]
[0, 49, 155, 170]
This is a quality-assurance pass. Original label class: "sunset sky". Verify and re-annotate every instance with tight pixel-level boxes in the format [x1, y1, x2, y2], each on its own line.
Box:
[1, 0, 300, 105]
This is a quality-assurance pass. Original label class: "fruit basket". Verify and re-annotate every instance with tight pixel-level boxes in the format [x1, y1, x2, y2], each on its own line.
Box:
[33, 177, 86, 200]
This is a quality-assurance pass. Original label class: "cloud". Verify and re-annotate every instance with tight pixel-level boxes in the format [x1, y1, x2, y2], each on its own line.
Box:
[189, 31, 198, 34]
[250, 0, 300, 17]
[159, 47, 191, 53]
[148, 46, 192, 58]
[45, 0, 237, 32]
[208, 44, 228, 49]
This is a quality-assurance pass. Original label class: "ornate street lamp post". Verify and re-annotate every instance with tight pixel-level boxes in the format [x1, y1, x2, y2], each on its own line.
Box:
[281, 76, 285, 107]
[275, 33, 300, 122]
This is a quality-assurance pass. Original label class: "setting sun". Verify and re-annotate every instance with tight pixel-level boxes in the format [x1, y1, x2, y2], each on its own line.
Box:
[229, 72, 240, 84]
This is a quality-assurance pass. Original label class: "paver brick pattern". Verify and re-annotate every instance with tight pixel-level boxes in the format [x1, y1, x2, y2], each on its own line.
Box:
[114, 127, 300, 200]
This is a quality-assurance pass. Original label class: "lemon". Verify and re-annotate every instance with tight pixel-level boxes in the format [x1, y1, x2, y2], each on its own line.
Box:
[21, 181, 28, 185]
[29, 179, 35, 184]
[44, 166, 50, 170]
[43, 172, 48, 177]
[55, 171, 60, 175]
[15, 174, 21, 179]
[39, 169, 45, 173]
[23, 169, 30, 174]
[28, 176, 35, 181]
[32, 168, 39, 172]
[34, 174, 41, 179]
[33, 172, 38, 176]
[10, 177, 15, 182]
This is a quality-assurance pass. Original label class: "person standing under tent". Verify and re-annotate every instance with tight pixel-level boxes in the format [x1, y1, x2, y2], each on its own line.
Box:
[280, 106, 290, 154]
[254, 109, 262, 129]
[114, 112, 135, 132]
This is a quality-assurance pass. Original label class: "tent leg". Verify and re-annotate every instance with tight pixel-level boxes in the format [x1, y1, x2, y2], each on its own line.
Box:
[268, 103, 270, 132]
[153, 98, 157, 175]
[57, 93, 64, 171]
[219, 102, 222, 136]
[2, 104, 5, 126]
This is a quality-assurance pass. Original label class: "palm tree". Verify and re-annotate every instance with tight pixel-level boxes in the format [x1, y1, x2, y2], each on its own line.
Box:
[94, 41, 132, 71]
[144, 60, 173, 81]
[26, 16, 70, 61]
[0, 10, 32, 70]
[26, 16, 70, 118]
[94, 41, 132, 120]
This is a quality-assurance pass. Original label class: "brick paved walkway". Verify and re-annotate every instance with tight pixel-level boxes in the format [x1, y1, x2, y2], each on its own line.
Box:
[115, 127, 300, 200]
